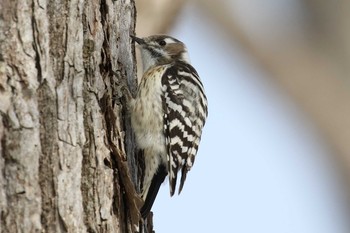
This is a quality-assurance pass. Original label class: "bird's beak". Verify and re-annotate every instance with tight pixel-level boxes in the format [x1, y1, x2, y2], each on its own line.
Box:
[131, 35, 145, 45]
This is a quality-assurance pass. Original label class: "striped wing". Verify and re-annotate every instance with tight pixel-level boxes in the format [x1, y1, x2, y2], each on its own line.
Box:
[161, 61, 208, 196]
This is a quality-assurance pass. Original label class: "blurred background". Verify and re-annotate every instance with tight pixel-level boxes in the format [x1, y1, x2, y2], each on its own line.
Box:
[135, 0, 350, 232]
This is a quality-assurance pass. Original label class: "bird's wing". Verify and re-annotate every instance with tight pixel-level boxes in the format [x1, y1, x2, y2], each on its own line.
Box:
[162, 62, 208, 196]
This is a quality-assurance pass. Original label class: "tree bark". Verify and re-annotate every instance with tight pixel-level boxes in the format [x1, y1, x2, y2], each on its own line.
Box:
[0, 0, 148, 232]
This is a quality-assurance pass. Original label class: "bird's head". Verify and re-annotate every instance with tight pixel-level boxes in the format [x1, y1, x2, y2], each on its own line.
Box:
[132, 35, 191, 71]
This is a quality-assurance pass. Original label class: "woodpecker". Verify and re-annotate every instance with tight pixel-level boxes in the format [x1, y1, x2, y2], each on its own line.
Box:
[130, 35, 208, 218]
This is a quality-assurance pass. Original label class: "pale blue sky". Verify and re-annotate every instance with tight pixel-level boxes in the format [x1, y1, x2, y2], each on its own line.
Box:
[151, 3, 349, 233]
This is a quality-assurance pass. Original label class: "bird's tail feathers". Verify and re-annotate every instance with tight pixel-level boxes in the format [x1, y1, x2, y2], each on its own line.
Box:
[140, 164, 167, 219]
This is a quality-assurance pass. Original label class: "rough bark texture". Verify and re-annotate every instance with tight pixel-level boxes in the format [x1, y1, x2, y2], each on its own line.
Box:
[0, 0, 149, 232]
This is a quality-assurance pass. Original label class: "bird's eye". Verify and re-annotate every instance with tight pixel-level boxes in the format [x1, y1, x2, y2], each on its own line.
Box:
[159, 40, 166, 46]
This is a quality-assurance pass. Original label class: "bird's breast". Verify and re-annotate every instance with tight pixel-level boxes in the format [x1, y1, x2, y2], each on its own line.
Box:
[131, 66, 167, 155]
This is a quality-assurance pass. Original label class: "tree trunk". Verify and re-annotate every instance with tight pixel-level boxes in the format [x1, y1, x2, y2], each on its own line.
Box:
[0, 0, 150, 232]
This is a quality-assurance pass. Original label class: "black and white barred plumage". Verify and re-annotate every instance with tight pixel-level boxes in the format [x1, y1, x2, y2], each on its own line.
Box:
[130, 35, 208, 218]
